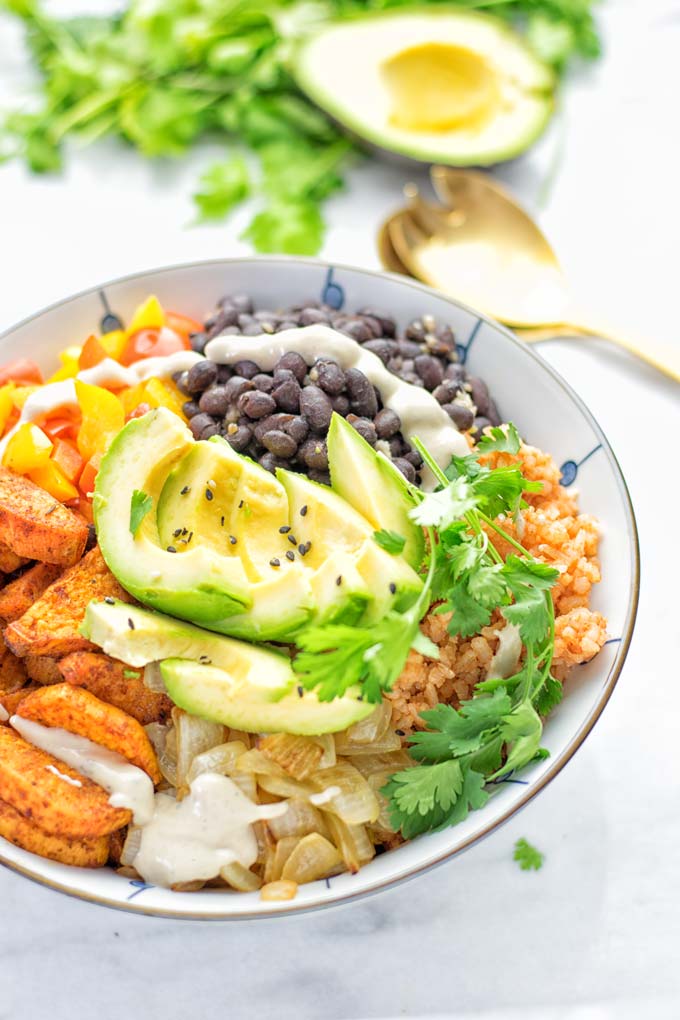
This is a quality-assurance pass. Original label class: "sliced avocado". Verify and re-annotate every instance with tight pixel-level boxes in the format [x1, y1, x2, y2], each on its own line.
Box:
[83, 600, 371, 735]
[94, 410, 251, 623]
[161, 659, 373, 736]
[293, 10, 555, 166]
[278, 466, 422, 621]
[327, 413, 424, 569]
[156, 436, 314, 640]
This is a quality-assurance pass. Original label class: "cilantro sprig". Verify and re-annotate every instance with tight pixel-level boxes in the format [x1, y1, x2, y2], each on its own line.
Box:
[514, 837, 544, 871]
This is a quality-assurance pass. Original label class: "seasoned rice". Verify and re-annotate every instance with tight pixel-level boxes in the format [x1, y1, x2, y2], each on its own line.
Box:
[388, 443, 608, 735]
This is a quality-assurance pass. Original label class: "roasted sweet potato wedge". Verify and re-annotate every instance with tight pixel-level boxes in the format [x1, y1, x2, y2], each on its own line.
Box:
[0, 796, 109, 867]
[0, 467, 89, 565]
[0, 542, 28, 575]
[59, 651, 172, 725]
[0, 642, 28, 695]
[0, 726, 130, 838]
[24, 655, 62, 685]
[0, 563, 62, 623]
[17, 684, 161, 783]
[0, 684, 38, 718]
[4, 547, 134, 658]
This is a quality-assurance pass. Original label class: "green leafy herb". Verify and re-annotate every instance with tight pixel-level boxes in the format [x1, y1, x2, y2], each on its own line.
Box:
[129, 489, 153, 537]
[513, 837, 544, 871]
[373, 529, 406, 555]
[123, 669, 141, 679]
[193, 156, 250, 222]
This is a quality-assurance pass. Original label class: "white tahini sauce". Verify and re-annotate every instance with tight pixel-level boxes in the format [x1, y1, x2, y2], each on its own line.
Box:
[309, 785, 341, 806]
[0, 704, 9, 723]
[131, 772, 288, 887]
[10, 715, 155, 824]
[0, 349, 202, 458]
[485, 621, 522, 680]
[45, 764, 82, 787]
[206, 326, 470, 487]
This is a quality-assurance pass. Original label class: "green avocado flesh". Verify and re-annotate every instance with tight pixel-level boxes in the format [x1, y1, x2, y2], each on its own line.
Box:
[292, 10, 555, 166]
[83, 601, 371, 734]
[94, 408, 423, 642]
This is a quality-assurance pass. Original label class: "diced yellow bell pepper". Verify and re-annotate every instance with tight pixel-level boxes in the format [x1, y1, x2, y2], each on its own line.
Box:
[75, 379, 125, 461]
[2, 423, 53, 473]
[143, 378, 187, 419]
[48, 346, 82, 383]
[127, 295, 165, 335]
[11, 386, 39, 410]
[118, 382, 148, 417]
[0, 383, 16, 433]
[29, 460, 79, 502]
[99, 330, 127, 361]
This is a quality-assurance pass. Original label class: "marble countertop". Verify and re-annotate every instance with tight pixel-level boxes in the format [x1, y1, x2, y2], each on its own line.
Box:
[0, 1, 678, 1017]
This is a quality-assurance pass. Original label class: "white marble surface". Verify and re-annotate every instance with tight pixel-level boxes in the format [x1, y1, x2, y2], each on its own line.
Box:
[0, 1, 679, 1017]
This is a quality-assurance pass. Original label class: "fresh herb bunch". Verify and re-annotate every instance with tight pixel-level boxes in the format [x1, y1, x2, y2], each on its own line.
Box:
[294, 422, 562, 838]
[1, 0, 601, 254]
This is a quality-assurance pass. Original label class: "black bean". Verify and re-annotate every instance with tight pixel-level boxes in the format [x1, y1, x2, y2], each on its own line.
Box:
[432, 381, 459, 405]
[387, 357, 403, 374]
[186, 360, 219, 394]
[308, 470, 331, 487]
[298, 307, 330, 326]
[403, 450, 422, 468]
[175, 370, 191, 395]
[238, 390, 277, 419]
[300, 386, 333, 431]
[206, 307, 239, 339]
[189, 413, 216, 439]
[445, 362, 467, 384]
[393, 457, 416, 483]
[345, 368, 378, 417]
[259, 452, 279, 474]
[467, 376, 490, 417]
[272, 378, 301, 413]
[190, 333, 209, 354]
[254, 310, 277, 324]
[405, 319, 427, 342]
[397, 340, 422, 359]
[276, 320, 299, 332]
[252, 373, 275, 393]
[330, 394, 350, 416]
[363, 340, 397, 364]
[199, 423, 221, 440]
[473, 416, 492, 441]
[357, 308, 396, 337]
[283, 416, 309, 444]
[220, 294, 253, 315]
[254, 414, 294, 442]
[300, 437, 328, 470]
[233, 359, 260, 380]
[443, 402, 474, 431]
[182, 400, 201, 418]
[359, 315, 384, 338]
[237, 313, 256, 330]
[341, 319, 373, 343]
[315, 359, 346, 395]
[414, 354, 444, 390]
[225, 424, 252, 452]
[217, 364, 234, 383]
[275, 352, 307, 382]
[219, 326, 241, 337]
[373, 408, 401, 438]
[224, 376, 254, 403]
[199, 386, 230, 417]
[241, 322, 265, 336]
[388, 435, 406, 457]
[487, 398, 502, 427]
[347, 415, 377, 445]
[262, 430, 297, 458]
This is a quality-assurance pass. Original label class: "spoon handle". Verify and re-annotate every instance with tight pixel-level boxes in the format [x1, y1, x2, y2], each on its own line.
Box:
[520, 321, 680, 384]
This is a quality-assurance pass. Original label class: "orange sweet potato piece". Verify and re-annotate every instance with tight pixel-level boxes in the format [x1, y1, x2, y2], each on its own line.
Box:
[4, 547, 134, 658]
[59, 651, 172, 725]
[0, 726, 130, 838]
[0, 467, 89, 565]
[17, 683, 161, 783]
[0, 796, 109, 867]
[24, 655, 62, 685]
[0, 542, 28, 575]
[0, 563, 62, 623]
[0, 642, 28, 694]
[0, 684, 38, 718]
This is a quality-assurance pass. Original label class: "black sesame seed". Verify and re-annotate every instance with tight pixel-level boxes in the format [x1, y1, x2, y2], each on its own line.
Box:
[220, 515, 225, 526]
[389, 582, 397, 594]
[298, 543, 308, 557]
[104, 597, 115, 605]
[173, 528, 182, 538]
[270, 557, 280, 567]
[238, 500, 244, 508]
[300, 505, 308, 516]
[396, 729, 405, 737]
[287, 534, 297, 545]
[45, 503, 58, 516]
[297, 685, 304, 698]
[180, 485, 190, 495]
[335, 575, 342, 586]
[205, 488, 214, 501]
[229, 535, 237, 545]
[285, 550, 295, 561]
[279, 525, 291, 534]
[127, 618, 135, 630]
[199, 655, 211, 664]
[167, 545, 177, 553]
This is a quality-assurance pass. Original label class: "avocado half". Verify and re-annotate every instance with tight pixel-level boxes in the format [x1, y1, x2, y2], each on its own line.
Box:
[292, 9, 555, 166]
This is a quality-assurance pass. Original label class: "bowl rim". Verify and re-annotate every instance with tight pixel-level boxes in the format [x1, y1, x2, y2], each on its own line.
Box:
[0, 255, 640, 920]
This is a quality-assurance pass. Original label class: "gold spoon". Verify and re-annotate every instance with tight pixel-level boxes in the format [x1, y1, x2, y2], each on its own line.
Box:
[383, 168, 679, 382]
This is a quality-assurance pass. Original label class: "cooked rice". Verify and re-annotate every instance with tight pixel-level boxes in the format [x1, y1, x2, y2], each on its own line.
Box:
[388, 443, 608, 734]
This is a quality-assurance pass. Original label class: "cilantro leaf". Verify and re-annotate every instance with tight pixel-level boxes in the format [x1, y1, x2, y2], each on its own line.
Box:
[241, 198, 324, 255]
[410, 689, 512, 761]
[476, 423, 522, 455]
[513, 837, 544, 871]
[129, 489, 153, 537]
[533, 673, 563, 717]
[445, 583, 494, 638]
[193, 156, 250, 221]
[409, 478, 476, 528]
[384, 761, 488, 838]
[373, 529, 406, 556]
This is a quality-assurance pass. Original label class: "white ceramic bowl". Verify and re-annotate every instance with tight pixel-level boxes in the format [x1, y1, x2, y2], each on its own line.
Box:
[0, 258, 639, 919]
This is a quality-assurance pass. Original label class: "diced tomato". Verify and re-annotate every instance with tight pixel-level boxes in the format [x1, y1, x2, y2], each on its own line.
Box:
[119, 327, 190, 366]
[0, 359, 43, 387]
[78, 335, 109, 371]
[65, 496, 94, 523]
[51, 439, 84, 484]
[41, 414, 80, 443]
[79, 452, 103, 499]
[165, 310, 203, 341]
[126, 401, 153, 422]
